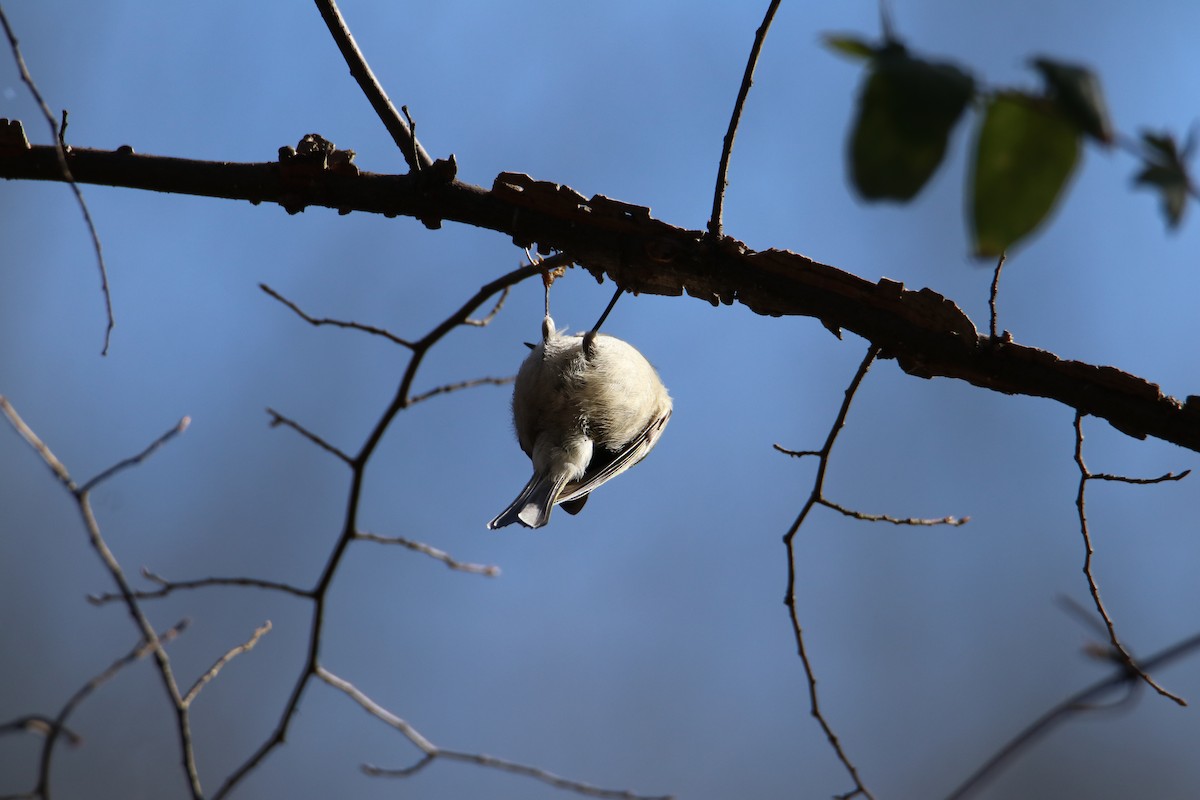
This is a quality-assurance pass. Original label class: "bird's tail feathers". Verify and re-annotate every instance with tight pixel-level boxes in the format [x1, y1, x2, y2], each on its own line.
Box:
[487, 471, 568, 529]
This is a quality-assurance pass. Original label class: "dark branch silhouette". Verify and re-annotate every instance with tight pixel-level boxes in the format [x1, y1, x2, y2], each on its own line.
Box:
[780, 346, 883, 800]
[1072, 412, 1190, 704]
[0, 398, 201, 798]
[0, 621, 187, 799]
[708, 0, 782, 239]
[311, 0, 431, 173]
[945, 630, 1200, 799]
[0, 6, 113, 354]
[4, 2, 1198, 799]
[3, 137, 1198, 453]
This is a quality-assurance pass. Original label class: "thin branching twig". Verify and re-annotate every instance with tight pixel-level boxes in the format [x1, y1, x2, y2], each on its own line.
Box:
[80, 418, 191, 492]
[464, 285, 511, 326]
[408, 376, 514, 406]
[311, 0, 431, 171]
[777, 345, 968, 799]
[212, 259, 546, 799]
[708, 0, 782, 239]
[1072, 411, 1189, 706]
[88, 569, 313, 605]
[259, 283, 415, 348]
[0, 716, 81, 746]
[184, 622, 273, 706]
[317, 667, 671, 800]
[48, 621, 188, 796]
[0, 397, 202, 799]
[266, 408, 354, 465]
[779, 347, 881, 800]
[0, 621, 187, 799]
[354, 531, 500, 576]
[0, 4, 114, 353]
[945, 630, 1200, 800]
[822, 499, 968, 527]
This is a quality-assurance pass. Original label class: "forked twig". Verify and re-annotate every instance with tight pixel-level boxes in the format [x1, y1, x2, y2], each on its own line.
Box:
[1072, 412, 1189, 706]
[30, 621, 188, 798]
[317, 667, 670, 800]
[88, 569, 313, 605]
[80, 417, 191, 493]
[184, 621, 273, 706]
[778, 345, 967, 799]
[945, 630, 1200, 799]
[211, 259, 545, 800]
[0, 397, 202, 799]
[311, 0, 432, 171]
[0, 4, 114, 353]
[708, 0, 782, 239]
[464, 285, 511, 326]
[779, 347, 881, 800]
[259, 283, 415, 347]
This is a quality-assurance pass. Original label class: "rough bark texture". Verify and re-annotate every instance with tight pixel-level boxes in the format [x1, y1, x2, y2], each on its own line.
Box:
[3, 124, 1198, 452]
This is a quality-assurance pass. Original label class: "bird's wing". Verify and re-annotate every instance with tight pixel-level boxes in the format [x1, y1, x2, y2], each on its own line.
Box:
[556, 408, 671, 505]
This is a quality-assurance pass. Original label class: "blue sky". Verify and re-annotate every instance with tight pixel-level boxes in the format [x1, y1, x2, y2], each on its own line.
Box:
[3, 2, 1200, 799]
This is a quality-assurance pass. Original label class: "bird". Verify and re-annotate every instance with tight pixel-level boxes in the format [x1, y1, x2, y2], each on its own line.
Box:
[488, 314, 671, 529]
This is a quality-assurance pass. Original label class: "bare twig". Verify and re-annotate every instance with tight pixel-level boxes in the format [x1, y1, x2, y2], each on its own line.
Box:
[821, 499, 969, 527]
[354, 531, 500, 576]
[89, 569, 313, 605]
[212, 261, 544, 800]
[266, 407, 353, 464]
[80, 417, 191, 493]
[386, 263, 546, 418]
[0, 715, 81, 745]
[1072, 412, 1188, 706]
[424, 751, 671, 800]
[0, 4, 114, 354]
[6, 621, 189, 799]
[776, 345, 967, 799]
[945, 630, 1200, 800]
[0, 397, 202, 799]
[774, 363, 969, 536]
[772, 443, 822, 458]
[259, 283, 415, 348]
[464, 285, 511, 326]
[1089, 468, 1191, 485]
[315, 666, 436, 752]
[311, 0, 432, 171]
[316, 667, 670, 800]
[708, 0, 783, 240]
[0, 396, 73, 486]
[184, 622, 273, 706]
[779, 347, 882, 800]
[408, 376, 514, 406]
[988, 251, 1006, 340]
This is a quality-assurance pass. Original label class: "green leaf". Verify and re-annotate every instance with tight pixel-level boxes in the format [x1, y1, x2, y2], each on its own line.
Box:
[1133, 130, 1192, 228]
[822, 34, 878, 61]
[970, 92, 1081, 257]
[1030, 57, 1114, 145]
[849, 51, 975, 200]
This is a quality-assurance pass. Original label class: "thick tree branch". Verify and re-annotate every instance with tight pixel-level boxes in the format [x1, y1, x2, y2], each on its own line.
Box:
[3, 133, 1199, 452]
